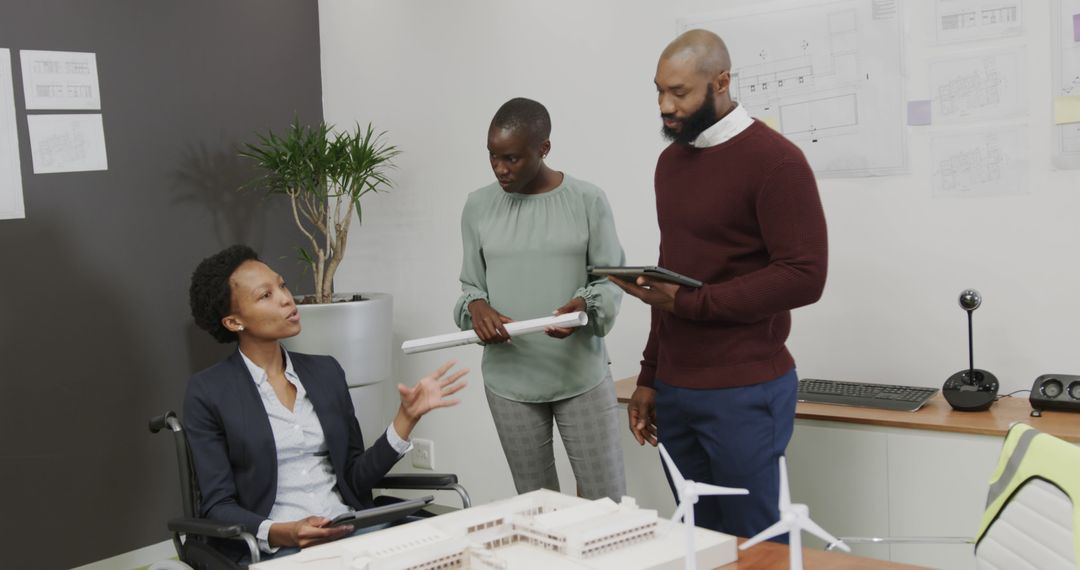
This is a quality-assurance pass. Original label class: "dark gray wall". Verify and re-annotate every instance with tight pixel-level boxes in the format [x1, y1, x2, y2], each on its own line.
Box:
[0, 1, 321, 567]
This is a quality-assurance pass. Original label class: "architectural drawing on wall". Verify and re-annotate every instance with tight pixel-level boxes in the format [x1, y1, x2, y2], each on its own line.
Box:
[935, 0, 1023, 43]
[679, 0, 907, 178]
[19, 50, 101, 111]
[1, 48, 25, 221]
[929, 48, 1025, 124]
[26, 114, 108, 174]
[1052, 0, 1080, 169]
[1060, 123, 1080, 155]
[931, 126, 1027, 198]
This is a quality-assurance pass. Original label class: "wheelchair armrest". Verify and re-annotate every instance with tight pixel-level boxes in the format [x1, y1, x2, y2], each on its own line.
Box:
[166, 517, 262, 564]
[376, 474, 458, 489]
[375, 474, 471, 508]
[149, 411, 179, 434]
[166, 516, 245, 539]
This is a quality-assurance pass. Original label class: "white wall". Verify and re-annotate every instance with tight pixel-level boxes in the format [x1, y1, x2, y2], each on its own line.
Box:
[319, 0, 1080, 512]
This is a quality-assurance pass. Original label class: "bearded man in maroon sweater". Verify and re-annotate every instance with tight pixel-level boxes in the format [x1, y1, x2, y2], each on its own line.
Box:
[611, 29, 828, 540]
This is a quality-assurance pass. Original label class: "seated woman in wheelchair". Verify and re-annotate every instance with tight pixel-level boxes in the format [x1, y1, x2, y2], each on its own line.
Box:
[186, 245, 467, 561]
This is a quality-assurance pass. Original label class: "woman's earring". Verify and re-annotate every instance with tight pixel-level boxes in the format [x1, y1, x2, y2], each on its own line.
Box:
[238, 325, 245, 332]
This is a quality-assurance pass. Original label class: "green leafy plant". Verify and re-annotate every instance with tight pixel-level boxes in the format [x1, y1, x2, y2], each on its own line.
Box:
[240, 119, 400, 303]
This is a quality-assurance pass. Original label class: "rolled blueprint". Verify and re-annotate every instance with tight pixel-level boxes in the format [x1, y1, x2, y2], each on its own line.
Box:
[401, 311, 589, 355]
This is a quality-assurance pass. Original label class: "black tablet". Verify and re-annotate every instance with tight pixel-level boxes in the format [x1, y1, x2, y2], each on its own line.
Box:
[328, 495, 434, 529]
[588, 266, 704, 288]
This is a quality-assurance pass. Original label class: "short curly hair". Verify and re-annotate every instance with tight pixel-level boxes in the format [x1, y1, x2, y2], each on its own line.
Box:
[490, 97, 551, 145]
[189, 244, 260, 344]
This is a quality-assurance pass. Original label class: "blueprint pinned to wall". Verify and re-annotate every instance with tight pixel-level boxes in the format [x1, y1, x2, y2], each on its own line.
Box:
[934, 0, 1023, 44]
[931, 126, 1027, 198]
[1052, 0, 1080, 169]
[1, 48, 25, 221]
[679, 0, 908, 178]
[928, 48, 1026, 124]
[27, 114, 108, 174]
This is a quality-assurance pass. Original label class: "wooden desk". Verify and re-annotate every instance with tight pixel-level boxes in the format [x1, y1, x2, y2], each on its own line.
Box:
[615, 376, 1080, 442]
[615, 374, 1080, 569]
[725, 538, 930, 569]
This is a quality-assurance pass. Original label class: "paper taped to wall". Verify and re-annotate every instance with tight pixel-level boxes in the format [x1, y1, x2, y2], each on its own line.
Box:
[27, 113, 108, 174]
[1, 48, 25, 221]
[679, 0, 908, 177]
[1052, 0, 1080, 168]
[20, 50, 101, 110]
[402, 311, 589, 354]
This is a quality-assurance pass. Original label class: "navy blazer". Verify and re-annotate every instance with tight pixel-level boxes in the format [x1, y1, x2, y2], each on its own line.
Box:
[182, 350, 400, 538]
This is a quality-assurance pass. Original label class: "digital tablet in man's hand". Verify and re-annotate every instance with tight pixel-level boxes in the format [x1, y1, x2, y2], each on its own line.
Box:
[588, 266, 704, 288]
[328, 495, 434, 529]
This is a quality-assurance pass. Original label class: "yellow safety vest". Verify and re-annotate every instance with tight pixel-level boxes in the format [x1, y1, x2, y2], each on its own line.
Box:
[976, 423, 1080, 562]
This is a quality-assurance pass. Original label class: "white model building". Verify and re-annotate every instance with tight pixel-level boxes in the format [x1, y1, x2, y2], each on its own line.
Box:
[253, 489, 737, 570]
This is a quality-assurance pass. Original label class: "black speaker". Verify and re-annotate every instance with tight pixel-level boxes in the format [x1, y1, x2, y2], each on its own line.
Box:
[1029, 374, 1080, 413]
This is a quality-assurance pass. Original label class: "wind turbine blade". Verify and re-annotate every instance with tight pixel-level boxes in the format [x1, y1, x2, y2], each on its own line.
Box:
[694, 482, 749, 496]
[658, 443, 686, 489]
[801, 516, 848, 552]
[738, 520, 791, 550]
[671, 501, 690, 524]
[778, 456, 790, 510]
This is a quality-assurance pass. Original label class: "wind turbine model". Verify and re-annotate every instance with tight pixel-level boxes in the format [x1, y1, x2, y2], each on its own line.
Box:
[739, 456, 850, 570]
[658, 443, 749, 570]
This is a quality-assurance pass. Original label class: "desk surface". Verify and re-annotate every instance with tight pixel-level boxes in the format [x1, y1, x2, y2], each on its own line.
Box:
[615, 376, 1080, 443]
[726, 539, 930, 569]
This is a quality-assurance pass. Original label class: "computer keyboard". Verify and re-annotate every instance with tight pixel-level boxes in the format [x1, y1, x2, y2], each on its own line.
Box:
[797, 378, 939, 412]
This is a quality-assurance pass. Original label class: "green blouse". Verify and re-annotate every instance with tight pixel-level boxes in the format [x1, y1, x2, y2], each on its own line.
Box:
[453, 175, 624, 402]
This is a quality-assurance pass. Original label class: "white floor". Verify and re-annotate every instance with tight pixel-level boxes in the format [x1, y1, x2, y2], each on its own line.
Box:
[71, 540, 175, 570]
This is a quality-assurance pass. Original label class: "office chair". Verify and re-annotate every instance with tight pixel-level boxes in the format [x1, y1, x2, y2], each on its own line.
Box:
[828, 423, 1080, 569]
[972, 423, 1079, 569]
[149, 410, 471, 569]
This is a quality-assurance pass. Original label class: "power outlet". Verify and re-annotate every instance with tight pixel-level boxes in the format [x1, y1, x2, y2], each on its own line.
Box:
[412, 438, 435, 470]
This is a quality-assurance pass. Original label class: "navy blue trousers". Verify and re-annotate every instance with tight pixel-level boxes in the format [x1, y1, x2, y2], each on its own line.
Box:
[655, 368, 797, 541]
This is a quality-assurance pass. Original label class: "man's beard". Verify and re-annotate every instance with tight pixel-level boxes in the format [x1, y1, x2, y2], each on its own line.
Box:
[661, 85, 720, 145]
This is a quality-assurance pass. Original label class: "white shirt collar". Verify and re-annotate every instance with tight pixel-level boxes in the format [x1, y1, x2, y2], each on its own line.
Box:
[238, 346, 298, 386]
[691, 102, 754, 148]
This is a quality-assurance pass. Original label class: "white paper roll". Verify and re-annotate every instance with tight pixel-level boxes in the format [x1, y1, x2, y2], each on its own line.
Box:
[401, 311, 589, 354]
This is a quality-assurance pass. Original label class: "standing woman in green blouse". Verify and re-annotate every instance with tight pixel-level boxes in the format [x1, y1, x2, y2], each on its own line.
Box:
[453, 97, 626, 501]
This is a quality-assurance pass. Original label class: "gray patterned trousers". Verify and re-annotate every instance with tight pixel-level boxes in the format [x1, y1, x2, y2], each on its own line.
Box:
[485, 373, 626, 501]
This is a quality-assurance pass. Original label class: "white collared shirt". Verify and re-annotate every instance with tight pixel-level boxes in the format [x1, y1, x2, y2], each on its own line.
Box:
[691, 102, 754, 148]
[239, 349, 411, 553]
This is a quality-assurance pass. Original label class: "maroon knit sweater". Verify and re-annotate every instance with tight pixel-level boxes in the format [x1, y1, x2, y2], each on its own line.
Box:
[638, 120, 828, 390]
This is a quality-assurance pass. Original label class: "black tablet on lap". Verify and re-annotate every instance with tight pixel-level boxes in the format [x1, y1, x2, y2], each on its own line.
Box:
[328, 495, 434, 529]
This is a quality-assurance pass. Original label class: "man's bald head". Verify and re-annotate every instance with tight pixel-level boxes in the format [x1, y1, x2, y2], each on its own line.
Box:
[654, 29, 736, 144]
[660, 29, 731, 79]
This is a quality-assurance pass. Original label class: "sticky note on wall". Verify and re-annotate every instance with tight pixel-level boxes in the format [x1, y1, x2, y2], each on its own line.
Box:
[1054, 95, 1080, 124]
[760, 115, 780, 131]
[907, 100, 931, 126]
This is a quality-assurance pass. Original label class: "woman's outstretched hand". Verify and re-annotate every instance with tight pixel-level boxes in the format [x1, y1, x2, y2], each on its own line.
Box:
[394, 360, 469, 439]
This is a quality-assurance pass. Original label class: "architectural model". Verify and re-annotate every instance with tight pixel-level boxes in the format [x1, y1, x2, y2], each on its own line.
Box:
[253, 489, 737, 570]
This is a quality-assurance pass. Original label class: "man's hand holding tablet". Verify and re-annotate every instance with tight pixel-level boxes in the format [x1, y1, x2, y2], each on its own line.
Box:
[587, 266, 702, 288]
[592, 266, 700, 314]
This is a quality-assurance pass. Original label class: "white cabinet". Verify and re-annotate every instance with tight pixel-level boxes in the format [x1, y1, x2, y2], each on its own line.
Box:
[788, 420, 1003, 569]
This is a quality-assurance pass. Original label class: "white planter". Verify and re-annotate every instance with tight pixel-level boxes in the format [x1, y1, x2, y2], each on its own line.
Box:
[281, 292, 393, 442]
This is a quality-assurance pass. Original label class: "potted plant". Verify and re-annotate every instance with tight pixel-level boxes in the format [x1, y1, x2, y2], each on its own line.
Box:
[240, 119, 400, 436]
